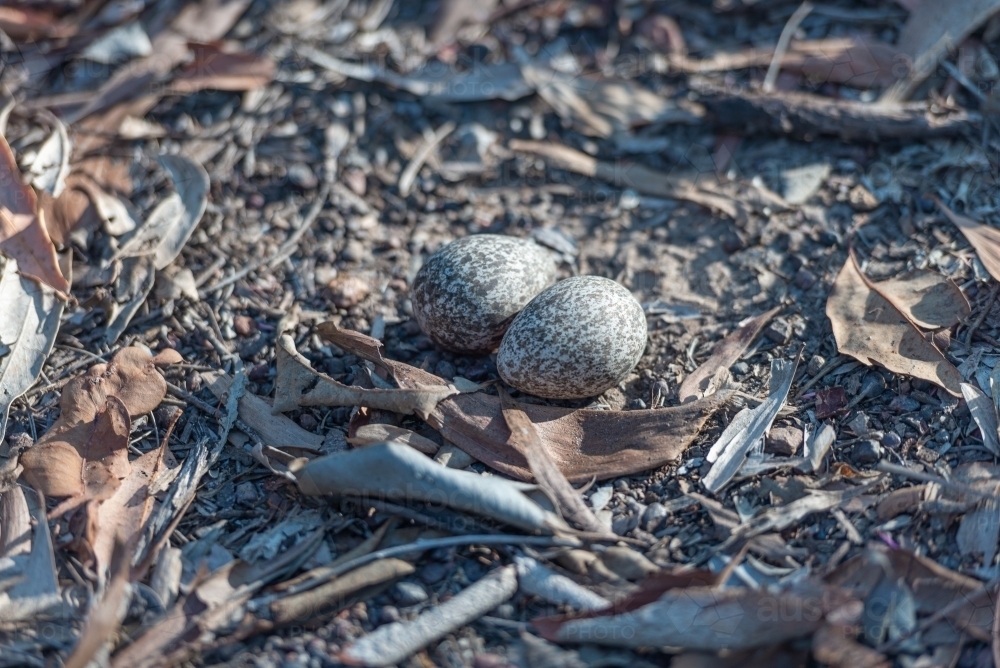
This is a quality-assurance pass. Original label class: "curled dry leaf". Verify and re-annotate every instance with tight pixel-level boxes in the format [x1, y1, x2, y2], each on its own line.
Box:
[272, 334, 464, 419]
[318, 323, 725, 482]
[27, 116, 70, 198]
[0, 132, 68, 293]
[347, 424, 439, 454]
[0, 260, 63, 444]
[498, 387, 612, 537]
[678, 306, 780, 404]
[116, 154, 210, 270]
[935, 197, 1000, 283]
[826, 253, 961, 396]
[18, 346, 182, 510]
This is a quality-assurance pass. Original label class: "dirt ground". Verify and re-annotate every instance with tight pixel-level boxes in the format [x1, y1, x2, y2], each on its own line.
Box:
[6, 0, 1000, 666]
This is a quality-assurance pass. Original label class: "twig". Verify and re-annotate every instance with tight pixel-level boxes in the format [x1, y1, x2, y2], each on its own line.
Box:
[200, 185, 330, 296]
[966, 283, 1000, 346]
[763, 1, 814, 93]
[248, 534, 578, 613]
[793, 355, 843, 399]
[398, 121, 455, 196]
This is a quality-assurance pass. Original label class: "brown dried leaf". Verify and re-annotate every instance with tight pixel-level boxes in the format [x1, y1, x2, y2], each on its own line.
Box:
[86, 411, 180, 579]
[318, 323, 725, 482]
[20, 397, 131, 513]
[498, 388, 612, 536]
[272, 334, 462, 419]
[169, 42, 276, 93]
[17, 347, 179, 509]
[826, 253, 961, 396]
[678, 307, 780, 404]
[935, 197, 1000, 283]
[0, 133, 69, 293]
[872, 270, 970, 330]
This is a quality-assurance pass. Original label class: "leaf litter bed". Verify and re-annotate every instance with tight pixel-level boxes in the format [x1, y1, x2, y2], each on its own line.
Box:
[6, 0, 1000, 666]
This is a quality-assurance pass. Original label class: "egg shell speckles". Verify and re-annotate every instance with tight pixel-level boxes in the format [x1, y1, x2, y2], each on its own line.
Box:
[411, 235, 558, 354]
[497, 276, 647, 399]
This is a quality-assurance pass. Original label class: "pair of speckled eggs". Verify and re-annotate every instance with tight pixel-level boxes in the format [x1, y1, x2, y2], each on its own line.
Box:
[411, 235, 647, 399]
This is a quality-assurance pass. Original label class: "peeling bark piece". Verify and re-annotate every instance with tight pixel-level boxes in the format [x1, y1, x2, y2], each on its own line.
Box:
[702, 357, 798, 493]
[514, 556, 610, 612]
[0, 133, 68, 293]
[295, 442, 565, 534]
[340, 566, 517, 666]
[679, 307, 780, 403]
[270, 558, 413, 626]
[319, 323, 724, 482]
[826, 254, 961, 396]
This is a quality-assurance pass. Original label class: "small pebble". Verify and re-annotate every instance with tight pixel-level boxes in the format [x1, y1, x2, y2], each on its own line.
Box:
[881, 431, 902, 448]
[852, 439, 882, 465]
[393, 581, 428, 605]
[341, 239, 366, 263]
[806, 354, 826, 376]
[630, 398, 647, 410]
[298, 413, 318, 430]
[378, 605, 400, 624]
[235, 481, 258, 505]
[287, 163, 318, 189]
[434, 360, 457, 379]
[419, 562, 448, 585]
[641, 502, 668, 531]
[731, 361, 749, 376]
[889, 395, 920, 413]
[328, 275, 370, 308]
[234, 315, 257, 337]
[793, 268, 817, 290]
[766, 425, 803, 456]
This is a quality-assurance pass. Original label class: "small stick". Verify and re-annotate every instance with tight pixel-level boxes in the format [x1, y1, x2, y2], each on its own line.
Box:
[398, 121, 455, 196]
[200, 185, 330, 296]
[966, 282, 1000, 346]
[763, 1, 814, 93]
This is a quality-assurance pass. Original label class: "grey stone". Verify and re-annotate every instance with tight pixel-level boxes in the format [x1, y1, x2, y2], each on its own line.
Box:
[235, 481, 258, 506]
[287, 163, 318, 189]
[394, 581, 429, 605]
[852, 439, 882, 465]
[641, 502, 668, 531]
[766, 425, 803, 456]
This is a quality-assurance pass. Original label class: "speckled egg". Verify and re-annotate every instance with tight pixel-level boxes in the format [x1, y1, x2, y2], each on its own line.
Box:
[411, 235, 558, 354]
[497, 276, 646, 399]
